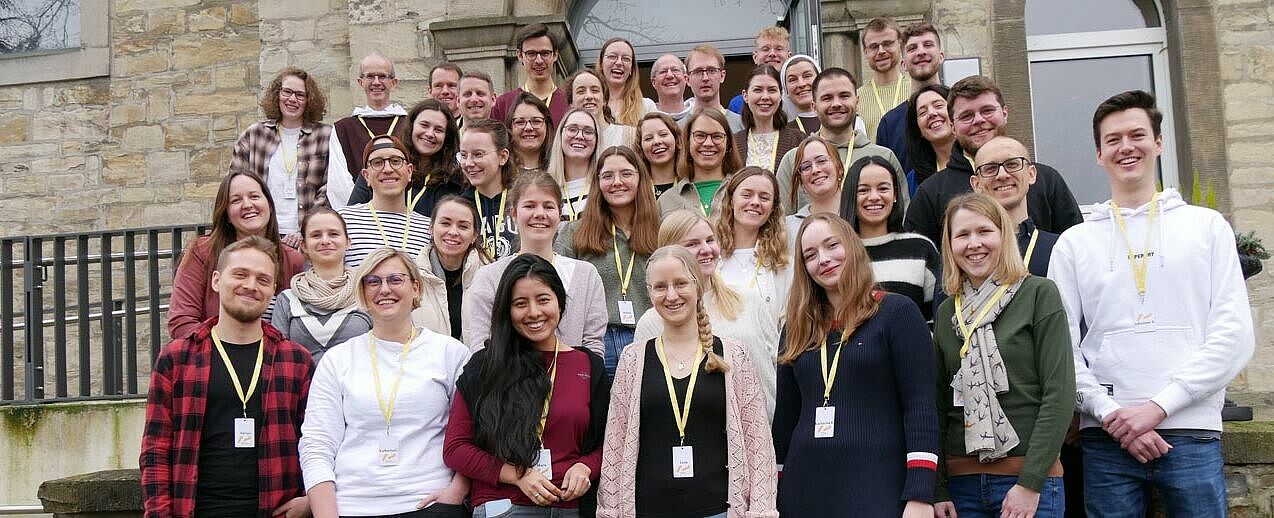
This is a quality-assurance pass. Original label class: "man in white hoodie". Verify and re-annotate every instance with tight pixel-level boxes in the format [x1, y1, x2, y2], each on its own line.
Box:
[1048, 90, 1253, 517]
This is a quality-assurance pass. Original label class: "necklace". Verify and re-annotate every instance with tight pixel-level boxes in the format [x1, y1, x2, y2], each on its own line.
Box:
[664, 345, 697, 373]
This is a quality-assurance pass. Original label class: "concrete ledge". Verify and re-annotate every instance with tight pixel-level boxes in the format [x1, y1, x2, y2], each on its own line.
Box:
[428, 14, 578, 74]
[1223, 421, 1274, 464]
[38, 469, 141, 514]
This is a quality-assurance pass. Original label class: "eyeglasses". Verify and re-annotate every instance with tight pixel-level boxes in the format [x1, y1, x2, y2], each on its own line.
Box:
[691, 131, 727, 144]
[758, 44, 788, 54]
[975, 157, 1032, 178]
[456, 150, 492, 163]
[599, 169, 638, 183]
[511, 117, 546, 129]
[954, 105, 1003, 125]
[603, 53, 633, 65]
[279, 88, 307, 100]
[360, 72, 394, 82]
[362, 273, 409, 288]
[521, 50, 556, 62]
[564, 125, 597, 138]
[367, 156, 407, 170]
[797, 156, 834, 175]
[688, 67, 722, 78]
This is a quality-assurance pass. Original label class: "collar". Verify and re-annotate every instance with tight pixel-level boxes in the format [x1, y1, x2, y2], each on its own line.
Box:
[352, 103, 408, 117]
[264, 118, 314, 135]
[1016, 218, 1038, 238]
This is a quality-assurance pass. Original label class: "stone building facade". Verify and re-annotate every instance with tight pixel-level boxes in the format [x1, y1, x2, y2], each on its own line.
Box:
[0, 0, 1271, 407]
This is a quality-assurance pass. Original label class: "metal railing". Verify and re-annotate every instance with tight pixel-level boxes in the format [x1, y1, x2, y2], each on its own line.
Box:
[1, 223, 210, 405]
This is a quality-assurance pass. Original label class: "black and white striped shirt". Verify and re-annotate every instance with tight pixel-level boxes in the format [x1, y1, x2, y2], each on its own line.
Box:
[339, 203, 432, 270]
[862, 232, 941, 322]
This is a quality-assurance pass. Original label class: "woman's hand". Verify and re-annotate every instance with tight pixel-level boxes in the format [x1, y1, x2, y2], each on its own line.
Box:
[417, 474, 469, 508]
[513, 468, 563, 507]
[901, 500, 932, 518]
[1000, 484, 1039, 518]
[559, 463, 592, 501]
[933, 501, 957, 518]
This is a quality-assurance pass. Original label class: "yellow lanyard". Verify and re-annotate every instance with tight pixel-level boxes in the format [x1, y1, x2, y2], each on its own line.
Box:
[830, 131, 857, 189]
[564, 191, 581, 222]
[475, 189, 507, 259]
[1022, 229, 1040, 267]
[953, 283, 1011, 357]
[747, 130, 779, 171]
[819, 329, 849, 406]
[537, 342, 562, 444]
[795, 117, 807, 134]
[407, 174, 432, 214]
[1110, 193, 1160, 299]
[368, 203, 412, 251]
[611, 225, 635, 298]
[357, 115, 401, 139]
[655, 336, 703, 445]
[211, 329, 265, 417]
[869, 75, 909, 117]
[282, 142, 299, 178]
[747, 255, 763, 289]
[368, 329, 417, 432]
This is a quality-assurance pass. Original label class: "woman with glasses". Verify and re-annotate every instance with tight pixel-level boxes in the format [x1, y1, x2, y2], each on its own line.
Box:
[301, 247, 472, 518]
[445, 254, 610, 518]
[339, 135, 433, 269]
[837, 155, 940, 323]
[458, 119, 518, 261]
[658, 109, 743, 216]
[230, 66, 352, 249]
[546, 108, 602, 223]
[349, 99, 464, 220]
[554, 146, 660, 377]
[635, 112, 684, 199]
[736, 65, 804, 173]
[785, 136, 844, 237]
[411, 195, 489, 341]
[904, 84, 954, 194]
[565, 69, 636, 152]
[506, 92, 555, 175]
[597, 37, 657, 126]
[271, 208, 372, 362]
[597, 245, 778, 518]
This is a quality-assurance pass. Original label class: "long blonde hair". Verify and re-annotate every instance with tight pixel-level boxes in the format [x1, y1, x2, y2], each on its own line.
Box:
[779, 213, 880, 364]
[545, 108, 600, 187]
[646, 245, 728, 372]
[714, 167, 789, 269]
[657, 210, 742, 320]
[940, 193, 1028, 295]
[596, 37, 644, 126]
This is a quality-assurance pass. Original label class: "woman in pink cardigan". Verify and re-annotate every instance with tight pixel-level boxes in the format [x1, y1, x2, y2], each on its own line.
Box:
[597, 245, 778, 518]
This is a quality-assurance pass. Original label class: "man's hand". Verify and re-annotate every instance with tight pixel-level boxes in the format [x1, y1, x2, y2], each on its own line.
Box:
[1124, 430, 1172, 463]
[271, 496, 309, 518]
[933, 501, 957, 517]
[1103, 402, 1167, 447]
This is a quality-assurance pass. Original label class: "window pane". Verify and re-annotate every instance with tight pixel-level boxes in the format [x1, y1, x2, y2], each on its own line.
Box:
[570, 0, 786, 59]
[1026, 0, 1159, 36]
[1029, 55, 1156, 205]
[0, 0, 81, 54]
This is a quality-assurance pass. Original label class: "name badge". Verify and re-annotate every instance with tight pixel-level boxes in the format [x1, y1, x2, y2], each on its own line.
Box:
[378, 435, 400, 465]
[534, 448, 553, 479]
[814, 406, 835, 438]
[282, 179, 297, 199]
[617, 300, 636, 325]
[672, 445, 694, 478]
[233, 418, 255, 448]
[954, 391, 965, 407]
[1133, 298, 1156, 333]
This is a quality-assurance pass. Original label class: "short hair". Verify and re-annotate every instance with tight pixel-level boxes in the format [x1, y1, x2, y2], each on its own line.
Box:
[362, 134, 412, 168]
[261, 67, 327, 124]
[947, 75, 1005, 117]
[756, 26, 790, 43]
[513, 23, 558, 51]
[215, 235, 279, 272]
[687, 44, 725, 68]
[863, 17, 901, 40]
[812, 67, 858, 95]
[940, 193, 1027, 295]
[460, 71, 494, 92]
[901, 21, 941, 48]
[430, 62, 462, 83]
[1092, 90, 1163, 149]
[359, 52, 396, 78]
[354, 247, 424, 310]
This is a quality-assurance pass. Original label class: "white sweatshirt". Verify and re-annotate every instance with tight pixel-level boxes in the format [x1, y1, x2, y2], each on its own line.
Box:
[1047, 188, 1254, 431]
[300, 328, 472, 515]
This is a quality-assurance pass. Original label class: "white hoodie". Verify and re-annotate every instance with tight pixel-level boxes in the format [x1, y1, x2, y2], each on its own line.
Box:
[1047, 188, 1254, 431]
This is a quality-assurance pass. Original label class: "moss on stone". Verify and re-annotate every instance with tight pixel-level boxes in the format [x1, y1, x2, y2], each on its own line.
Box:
[1224, 421, 1274, 464]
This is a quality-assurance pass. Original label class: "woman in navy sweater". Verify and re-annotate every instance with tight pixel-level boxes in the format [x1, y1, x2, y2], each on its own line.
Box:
[772, 212, 939, 517]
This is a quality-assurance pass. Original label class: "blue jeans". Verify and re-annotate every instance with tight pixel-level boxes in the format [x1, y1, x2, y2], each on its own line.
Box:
[603, 325, 634, 378]
[946, 474, 1065, 517]
[1081, 429, 1226, 518]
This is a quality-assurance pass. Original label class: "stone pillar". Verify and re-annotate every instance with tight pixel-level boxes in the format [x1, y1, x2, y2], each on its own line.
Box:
[428, 15, 579, 92]
[38, 469, 142, 518]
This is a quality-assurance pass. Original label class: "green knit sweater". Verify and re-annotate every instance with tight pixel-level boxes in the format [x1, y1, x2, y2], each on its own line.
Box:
[933, 275, 1076, 495]
[553, 220, 652, 327]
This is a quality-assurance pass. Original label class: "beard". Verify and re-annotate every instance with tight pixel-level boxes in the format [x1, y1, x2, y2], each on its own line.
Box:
[222, 296, 268, 324]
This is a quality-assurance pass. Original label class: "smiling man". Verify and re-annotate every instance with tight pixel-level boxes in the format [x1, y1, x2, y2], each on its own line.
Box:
[875, 22, 946, 175]
[457, 71, 496, 130]
[857, 18, 911, 142]
[650, 53, 691, 121]
[334, 53, 410, 178]
[338, 136, 433, 268]
[677, 45, 744, 133]
[491, 23, 569, 128]
[970, 136, 1057, 277]
[428, 62, 462, 118]
[142, 236, 315, 518]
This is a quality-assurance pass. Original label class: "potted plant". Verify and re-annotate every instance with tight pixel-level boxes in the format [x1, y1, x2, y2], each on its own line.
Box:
[1237, 231, 1269, 279]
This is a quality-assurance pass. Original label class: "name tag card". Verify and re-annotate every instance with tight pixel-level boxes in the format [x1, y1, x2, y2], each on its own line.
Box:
[378, 435, 400, 465]
[814, 406, 835, 438]
[618, 300, 636, 325]
[534, 448, 553, 479]
[282, 180, 297, 199]
[954, 391, 965, 407]
[672, 446, 695, 478]
[1133, 298, 1156, 333]
[233, 418, 255, 448]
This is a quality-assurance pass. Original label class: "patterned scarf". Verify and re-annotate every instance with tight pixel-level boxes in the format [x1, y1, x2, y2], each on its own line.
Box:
[290, 268, 357, 311]
[950, 277, 1024, 462]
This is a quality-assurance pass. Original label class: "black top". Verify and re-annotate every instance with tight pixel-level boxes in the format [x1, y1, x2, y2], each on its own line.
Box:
[787, 114, 821, 135]
[463, 188, 520, 261]
[635, 338, 729, 518]
[195, 339, 262, 516]
[1018, 219, 1059, 278]
[443, 265, 464, 341]
[654, 182, 676, 199]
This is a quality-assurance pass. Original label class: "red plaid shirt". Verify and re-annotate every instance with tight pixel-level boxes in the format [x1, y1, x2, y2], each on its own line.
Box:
[140, 318, 315, 517]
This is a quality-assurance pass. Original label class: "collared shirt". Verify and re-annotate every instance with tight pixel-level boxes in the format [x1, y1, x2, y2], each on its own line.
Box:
[229, 119, 344, 225]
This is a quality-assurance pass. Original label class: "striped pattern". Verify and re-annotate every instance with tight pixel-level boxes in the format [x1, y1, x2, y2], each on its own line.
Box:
[862, 232, 941, 322]
[906, 451, 940, 470]
[338, 204, 432, 270]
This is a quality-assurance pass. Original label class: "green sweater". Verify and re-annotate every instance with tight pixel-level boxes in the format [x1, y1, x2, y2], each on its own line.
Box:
[553, 220, 652, 327]
[933, 275, 1075, 495]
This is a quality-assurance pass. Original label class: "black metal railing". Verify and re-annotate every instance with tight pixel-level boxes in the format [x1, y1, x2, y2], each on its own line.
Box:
[1, 223, 210, 405]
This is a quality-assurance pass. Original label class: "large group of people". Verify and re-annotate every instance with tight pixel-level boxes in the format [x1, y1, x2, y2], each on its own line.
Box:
[142, 16, 1254, 518]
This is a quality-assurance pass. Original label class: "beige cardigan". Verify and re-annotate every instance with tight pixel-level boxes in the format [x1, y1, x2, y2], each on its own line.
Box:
[410, 244, 482, 337]
[597, 336, 779, 518]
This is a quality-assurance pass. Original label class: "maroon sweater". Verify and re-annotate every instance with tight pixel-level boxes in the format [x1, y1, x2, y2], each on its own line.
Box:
[443, 348, 607, 508]
[491, 87, 570, 130]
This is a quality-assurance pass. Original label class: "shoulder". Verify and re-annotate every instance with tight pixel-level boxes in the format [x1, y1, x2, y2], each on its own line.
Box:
[558, 220, 583, 238]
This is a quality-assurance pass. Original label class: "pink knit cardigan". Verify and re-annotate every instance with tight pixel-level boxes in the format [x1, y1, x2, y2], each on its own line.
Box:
[596, 336, 779, 518]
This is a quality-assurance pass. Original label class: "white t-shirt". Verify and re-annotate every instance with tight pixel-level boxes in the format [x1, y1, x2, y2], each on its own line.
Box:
[269, 127, 302, 234]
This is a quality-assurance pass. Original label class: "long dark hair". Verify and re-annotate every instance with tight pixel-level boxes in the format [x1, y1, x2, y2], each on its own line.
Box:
[839, 155, 905, 233]
[406, 98, 460, 190]
[904, 83, 951, 186]
[206, 171, 286, 283]
[474, 254, 568, 472]
[740, 64, 788, 131]
[504, 91, 554, 172]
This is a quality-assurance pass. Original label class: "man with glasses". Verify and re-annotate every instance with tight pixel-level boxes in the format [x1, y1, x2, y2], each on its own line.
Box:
[903, 75, 1082, 246]
[650, 53, 691, 121]
[677, 45, 744, 133]
[727, 26, 792, 114]
[457, 71, 496, 131]
[775, 67, 905, 215]
[970, 136, 1057, 277]
[338, 135, 432, 269]
[428, 62, 462, 118]
[857, 18, 910, 142]
[491, 23, 569, 128]
[334, 53, 410, 178]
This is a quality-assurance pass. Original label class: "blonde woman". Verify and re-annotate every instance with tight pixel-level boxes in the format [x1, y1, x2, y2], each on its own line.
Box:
[598, 245, 777, 518]
[545, 108, 601, 222]
[597, 37, 656, 126]
[412, 195, 490, 341]
[565, 68, 636, 151]
[773, 213, 937, 517]
[932, 194, 1074, 518]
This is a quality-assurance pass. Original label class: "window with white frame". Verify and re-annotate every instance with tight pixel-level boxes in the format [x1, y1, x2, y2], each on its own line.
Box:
[0, 0, 109, 86]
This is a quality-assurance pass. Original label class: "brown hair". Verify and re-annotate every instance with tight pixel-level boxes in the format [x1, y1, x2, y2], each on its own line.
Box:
[406, 98, 460, 189]
[460, 118, 515, 191]
[940, 193, 1027, 295]
[901, 21, 942, 48]
[864, 17, 901, 40]
[564, 68, 616, 124]
[596, 37, 644, 125]
[215, 235, 280, 272]
[514, 23, 558, 51]
[646, 245, 729, 372]
[780, 213, 880, 364]
[1092, 89, 1163, 149]
[431, 194, 492, 265]
[505, 91, 554, 171]
[509, 169, 563, 208]
[713, 166, 789, 269]
[206, 172, 286, 285]
[571, 146, 660, 257]
[430, 62, 462, 83]
[681, 109, 743, 181]
[740, 65, 789, 131]
[687, 44, 726, 68]
[260, 67, 327, 124]
[789, 135, 845, 208]
[635, 112, 687, 181]
[947, 75, 1005, 119]
[460, 70, 495, 92]
[657, 210, 742, 320]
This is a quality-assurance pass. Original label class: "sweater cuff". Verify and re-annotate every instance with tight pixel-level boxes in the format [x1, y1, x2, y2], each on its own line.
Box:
[302, 467, 335, 493]
[901, 466, 937, 504]
[1151, 382, 1192, 418]
[1015, 469, 1046, 493]
[1090, 395, 1123, 424]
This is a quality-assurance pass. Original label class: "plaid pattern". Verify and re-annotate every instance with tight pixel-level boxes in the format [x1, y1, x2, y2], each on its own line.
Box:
[229, 119, 334, 221]
[140, 317, 315, 517]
